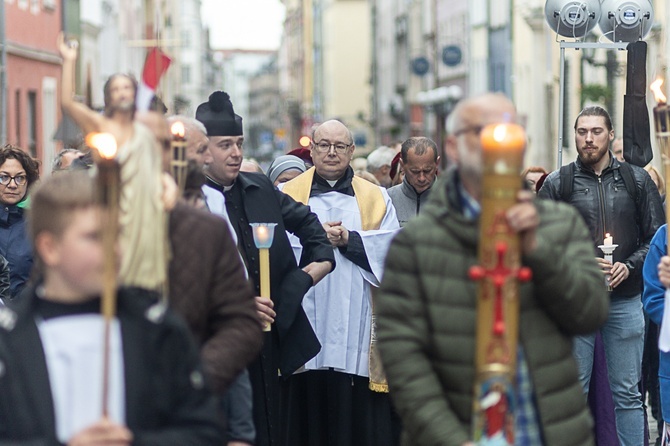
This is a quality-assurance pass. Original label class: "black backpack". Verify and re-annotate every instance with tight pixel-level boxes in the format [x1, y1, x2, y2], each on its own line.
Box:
[558, 162, 638, 205]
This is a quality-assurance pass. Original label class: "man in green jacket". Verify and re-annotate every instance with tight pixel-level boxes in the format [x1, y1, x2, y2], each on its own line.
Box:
[375, 93, 609, 446]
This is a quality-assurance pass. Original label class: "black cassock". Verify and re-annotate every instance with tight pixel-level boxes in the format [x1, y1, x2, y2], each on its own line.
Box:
[207, 171, 334, 446]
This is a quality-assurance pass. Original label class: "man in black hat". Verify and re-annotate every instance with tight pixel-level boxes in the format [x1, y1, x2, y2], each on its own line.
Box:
[196, 91, 335, 446]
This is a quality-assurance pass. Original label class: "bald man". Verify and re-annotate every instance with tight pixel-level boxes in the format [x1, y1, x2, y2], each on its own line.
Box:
[375, 94, 608, 445]
[280, 119, 400, 446]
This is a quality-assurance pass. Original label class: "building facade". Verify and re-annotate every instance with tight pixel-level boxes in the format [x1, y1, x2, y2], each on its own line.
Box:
[3, 0, 62, 165]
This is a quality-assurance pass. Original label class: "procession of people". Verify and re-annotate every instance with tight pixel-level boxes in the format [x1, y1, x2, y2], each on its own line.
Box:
[2, 28, 670, 446]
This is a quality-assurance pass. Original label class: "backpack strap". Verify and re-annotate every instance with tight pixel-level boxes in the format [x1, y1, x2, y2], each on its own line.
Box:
[558, 163, 575, 202]
[559, 161, 639, 205]
[617, 161, 639, 204]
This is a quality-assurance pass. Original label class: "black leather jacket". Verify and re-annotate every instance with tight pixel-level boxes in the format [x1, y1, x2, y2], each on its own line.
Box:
[538, 153, 665, 298]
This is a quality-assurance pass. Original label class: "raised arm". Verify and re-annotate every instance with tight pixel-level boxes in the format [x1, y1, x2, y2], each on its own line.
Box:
[58, 33, 104, 134]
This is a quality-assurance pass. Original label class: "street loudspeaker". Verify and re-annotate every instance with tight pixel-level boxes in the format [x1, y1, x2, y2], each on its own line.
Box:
[544, 0, 601, 38]
[598, 0, 653, 42]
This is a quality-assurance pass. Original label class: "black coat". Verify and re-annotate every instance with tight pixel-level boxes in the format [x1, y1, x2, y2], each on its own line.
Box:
[221, 172, 334, 375]
[214, 172, 334, 446]
[0, 286, 224, 445]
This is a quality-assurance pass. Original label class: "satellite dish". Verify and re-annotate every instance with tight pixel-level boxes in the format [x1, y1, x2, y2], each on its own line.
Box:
[598, 0, 654, 42]
[544, 0, 601, 38]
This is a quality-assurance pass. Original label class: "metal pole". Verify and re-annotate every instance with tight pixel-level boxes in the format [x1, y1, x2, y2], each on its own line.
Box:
[0, 0, 7, 145]
[557, 45, 565, 168]
[556, 41, 629, 168]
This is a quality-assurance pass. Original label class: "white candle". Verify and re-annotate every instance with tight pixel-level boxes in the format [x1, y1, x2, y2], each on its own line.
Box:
[604, 233, 613, 246]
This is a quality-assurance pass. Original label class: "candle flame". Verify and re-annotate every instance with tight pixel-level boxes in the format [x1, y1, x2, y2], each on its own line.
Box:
[492, 124, 508, 142]
[86, 132, 117, 159]
[651, 78, 667, 104]
[256, 226, 269, 243]
[171, 121, 185, 138]
[605, 233, 610, 238]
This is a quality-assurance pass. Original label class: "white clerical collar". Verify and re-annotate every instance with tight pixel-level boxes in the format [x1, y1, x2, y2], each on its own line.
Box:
[326, 179, 338, 187]
[223, 184, 233, 192]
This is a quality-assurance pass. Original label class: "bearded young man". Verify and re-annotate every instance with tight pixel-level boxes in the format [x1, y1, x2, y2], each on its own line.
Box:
[539, 105, 665, 446]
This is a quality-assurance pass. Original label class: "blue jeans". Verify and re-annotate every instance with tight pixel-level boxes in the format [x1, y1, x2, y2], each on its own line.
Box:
[573, 296, 645, 446]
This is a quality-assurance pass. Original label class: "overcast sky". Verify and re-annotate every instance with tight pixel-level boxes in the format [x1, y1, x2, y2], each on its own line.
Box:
[201, 0, 286, 50]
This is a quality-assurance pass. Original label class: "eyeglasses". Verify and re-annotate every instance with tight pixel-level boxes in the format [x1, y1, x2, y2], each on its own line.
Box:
[0, 174, 27, 186]
[313, 141, 352, 153]
[452, 125, 484, 138]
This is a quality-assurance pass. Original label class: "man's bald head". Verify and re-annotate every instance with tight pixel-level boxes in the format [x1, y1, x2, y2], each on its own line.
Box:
[167, 116, 212, 168]
[311, 120, 356, 181]
[444, 93, 518, 200]
[312, 120, 354, 144]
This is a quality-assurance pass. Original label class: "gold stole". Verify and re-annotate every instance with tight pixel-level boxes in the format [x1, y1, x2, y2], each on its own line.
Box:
[282, 167, 389, 392]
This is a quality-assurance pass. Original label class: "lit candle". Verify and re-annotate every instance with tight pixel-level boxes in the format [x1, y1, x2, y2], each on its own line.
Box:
[86, 131, 120, 418]
[250, 223, 277, 332]
[481, 123, 526, 153]
[598, 234, 618, 292]
[170, 121, 187, 194]
[480, 123, 526, 178]
[651, 78, 669, 134]
[604, 233, 613, 246]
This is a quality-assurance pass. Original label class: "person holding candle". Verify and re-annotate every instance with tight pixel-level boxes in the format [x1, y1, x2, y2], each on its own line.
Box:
[539, 105, 665, 446]
[196, 91, 335, 446]
[375, 93, 608, 445]
[136, 110, 262, 446]
[279, 119, 401, 445]
[0, 172, 224, 445]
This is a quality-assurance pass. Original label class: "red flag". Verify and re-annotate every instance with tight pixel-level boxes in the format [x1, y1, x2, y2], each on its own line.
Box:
[137, 47, 171, 112]
[142, 47, 171, 89]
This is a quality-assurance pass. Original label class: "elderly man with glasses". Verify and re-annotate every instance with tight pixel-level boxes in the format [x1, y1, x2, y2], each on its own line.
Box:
[279, 119, 401, 446]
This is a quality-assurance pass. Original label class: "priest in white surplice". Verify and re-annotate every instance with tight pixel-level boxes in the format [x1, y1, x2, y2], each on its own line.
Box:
[280, 120, 401, 446]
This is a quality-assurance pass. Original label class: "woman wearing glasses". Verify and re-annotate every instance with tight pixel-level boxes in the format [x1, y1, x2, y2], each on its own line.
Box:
[0, 145, 38, 299]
